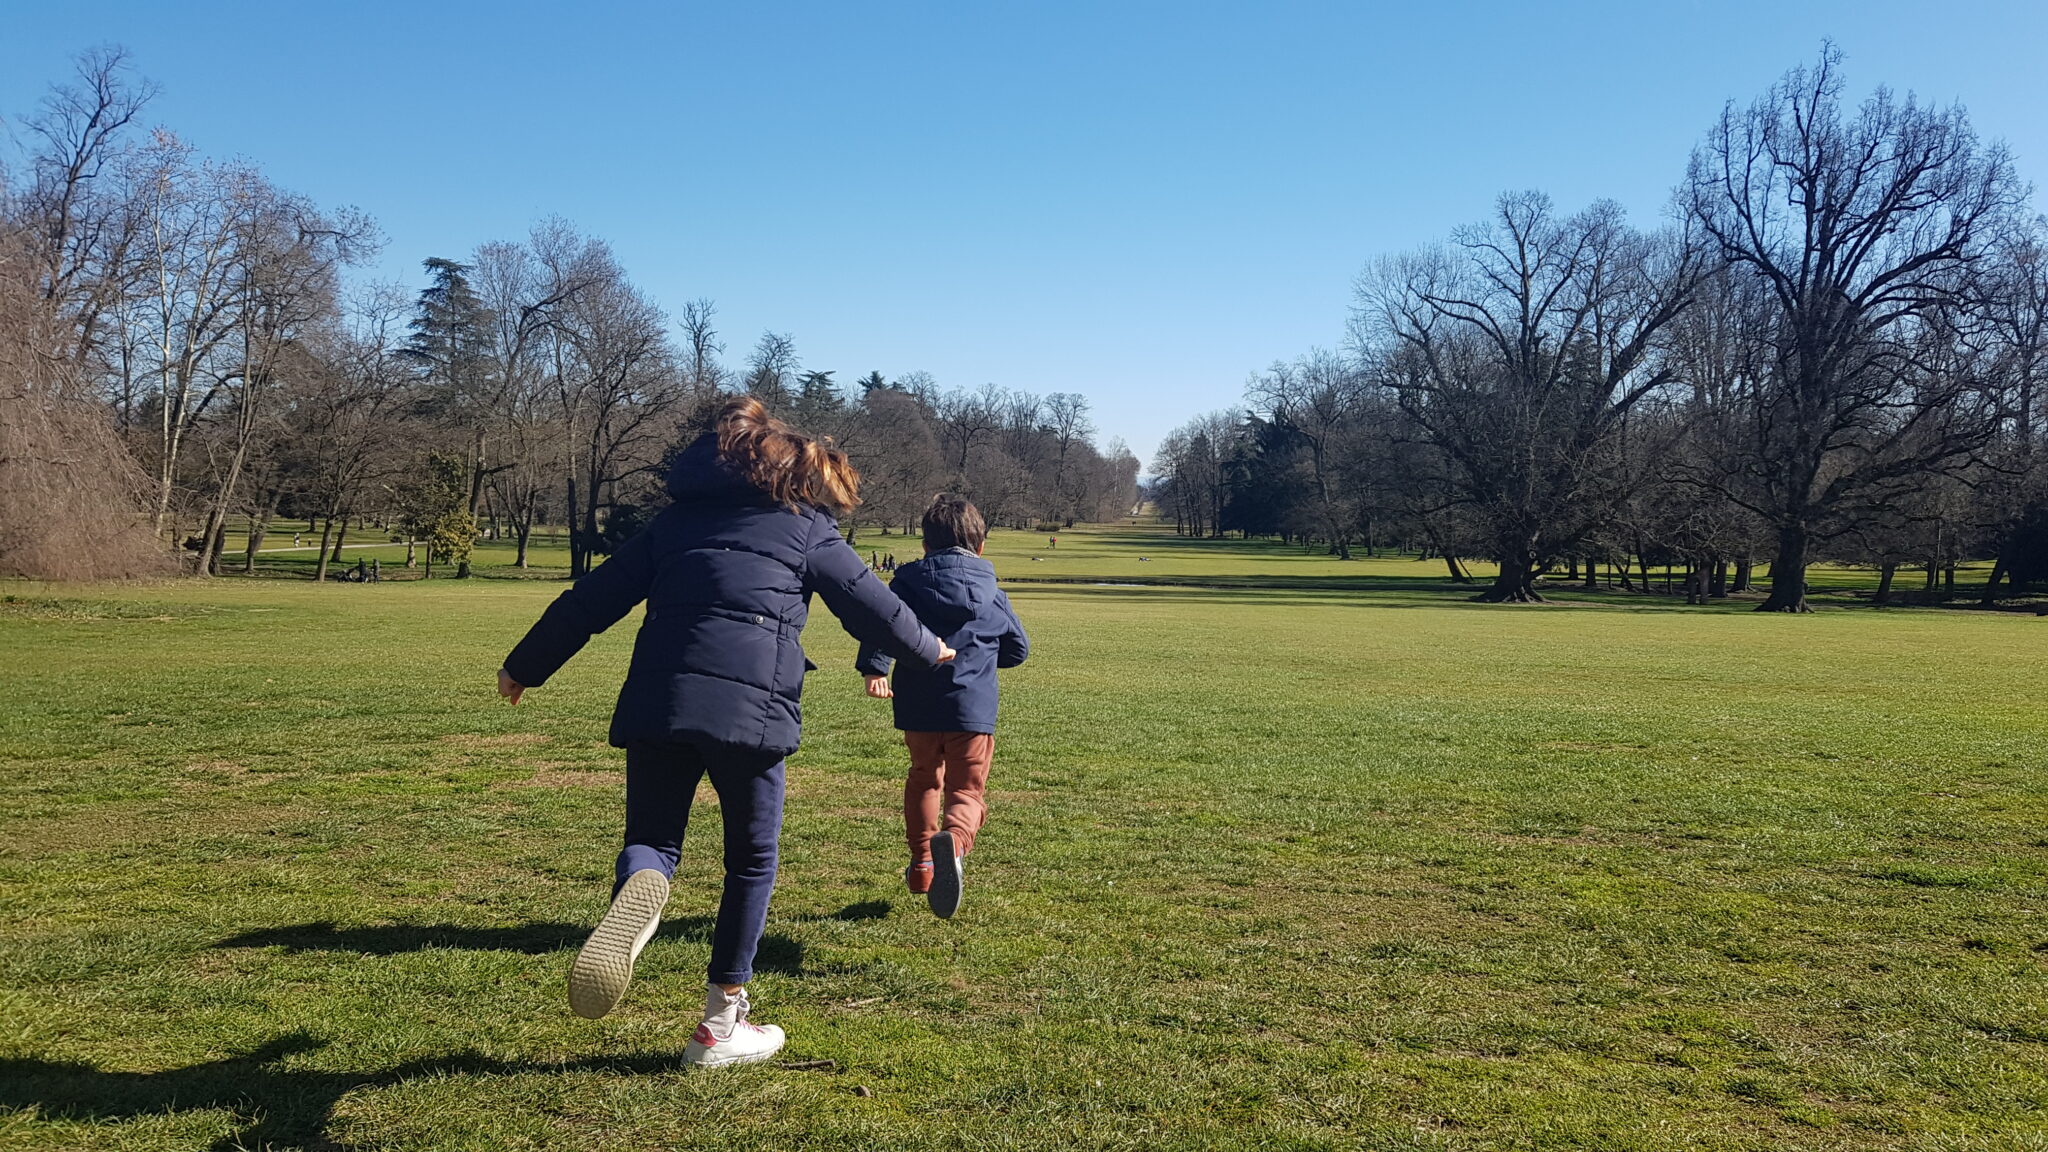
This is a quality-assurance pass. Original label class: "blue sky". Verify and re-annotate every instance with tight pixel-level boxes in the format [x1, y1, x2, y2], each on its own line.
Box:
[5, 1, 2045, 466]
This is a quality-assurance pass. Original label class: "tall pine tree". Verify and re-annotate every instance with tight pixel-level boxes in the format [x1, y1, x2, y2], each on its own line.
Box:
[399, 258, 496, 577]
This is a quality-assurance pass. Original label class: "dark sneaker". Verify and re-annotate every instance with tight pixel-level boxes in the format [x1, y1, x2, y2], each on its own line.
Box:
[568, 868, 669, 1019]
[928, 831, 963, 919]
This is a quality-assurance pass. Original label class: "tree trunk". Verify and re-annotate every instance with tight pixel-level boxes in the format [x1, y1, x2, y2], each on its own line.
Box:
[330, 520, 348, 563]
[1583, 557, 1598, 590]
[1476, 549, 1542, 603]
[244, 486, 281, 575]
[1874, 561, 1897, 606]
[566, 473, 587, 577]
[1732, 556, 1753, 593]
[314, 517, 336, 583]
[1980, 555, 2008, 604]
[1710, 556, 1729, 598]
[1757, 526, 1812, 612]
[405, 539, 417, 568]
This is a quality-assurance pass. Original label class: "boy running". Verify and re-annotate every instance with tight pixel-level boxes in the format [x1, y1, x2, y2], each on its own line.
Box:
[858, 494, 1028, 918]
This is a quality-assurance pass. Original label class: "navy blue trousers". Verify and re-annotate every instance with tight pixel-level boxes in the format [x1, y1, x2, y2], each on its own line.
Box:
[618, 740, 786, 985]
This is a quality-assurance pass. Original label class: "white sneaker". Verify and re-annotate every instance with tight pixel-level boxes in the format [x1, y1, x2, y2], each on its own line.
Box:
[928, 831, 963, 919]
[683, 984, 786, 1068]
[568, 868, 670, 1019]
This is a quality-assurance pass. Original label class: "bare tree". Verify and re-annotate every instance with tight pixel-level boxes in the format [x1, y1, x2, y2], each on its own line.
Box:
[1043, 392, 1095, 525]
[1683, 47, 2023, 610]
[1248, 349, 1365, 558]
[743, 331, 799, 411]
[194, 188, 375, 573]
[553, 242, 681, 575]
[677, 297, 726, 393]
[1358, 192, 1703, 601]
[285, 285, 414, 583]
[128, 135, 264, 542]
[20, 47, 157, 374]
[937, 383, 1004, 477]
[1975, 221, 2048, 600]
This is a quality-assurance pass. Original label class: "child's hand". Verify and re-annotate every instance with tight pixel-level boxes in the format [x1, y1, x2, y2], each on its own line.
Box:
[497, 668, 525, 705]
[864, 674, 893, 699]
[935, 641, 956, 663]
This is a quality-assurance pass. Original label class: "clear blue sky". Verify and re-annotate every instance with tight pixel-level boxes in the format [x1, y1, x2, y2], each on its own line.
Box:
[6, 1, 2046, 467]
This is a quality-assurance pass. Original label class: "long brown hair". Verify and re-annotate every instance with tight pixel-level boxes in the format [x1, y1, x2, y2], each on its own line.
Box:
[715, 396, 862, 515]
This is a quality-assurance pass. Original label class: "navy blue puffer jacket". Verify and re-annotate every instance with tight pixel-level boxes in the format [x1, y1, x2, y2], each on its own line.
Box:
[502, 434, 943, 755]
[855, 548, 1028, 734]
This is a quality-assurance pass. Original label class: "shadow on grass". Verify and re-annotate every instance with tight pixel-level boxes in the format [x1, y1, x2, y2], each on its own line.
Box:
[216, 918, 805, 974]
[1007, 580, 1924, 615]
[803, 899, 891, 922]
[0, 1032, 720, 1152]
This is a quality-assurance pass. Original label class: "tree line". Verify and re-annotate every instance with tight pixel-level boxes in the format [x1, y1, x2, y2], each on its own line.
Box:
[1154, 48, 2047, 611]
[0, 50, 1140, 582]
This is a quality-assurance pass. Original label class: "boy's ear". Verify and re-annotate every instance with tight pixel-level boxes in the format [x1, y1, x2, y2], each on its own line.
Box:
[975, 543, 985, 556]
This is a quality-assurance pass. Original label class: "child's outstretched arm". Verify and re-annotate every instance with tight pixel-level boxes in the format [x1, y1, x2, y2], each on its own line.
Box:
[806, 516, 951, 667]
[498, 523, 659, 699]
[995, 590, 1030, 669]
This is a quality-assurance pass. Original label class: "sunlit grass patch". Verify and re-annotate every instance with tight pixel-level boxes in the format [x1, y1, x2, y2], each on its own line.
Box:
[3, 524, 2045, 1149]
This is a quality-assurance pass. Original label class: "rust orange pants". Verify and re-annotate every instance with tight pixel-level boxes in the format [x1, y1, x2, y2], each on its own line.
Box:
[903, 731, 994, 863]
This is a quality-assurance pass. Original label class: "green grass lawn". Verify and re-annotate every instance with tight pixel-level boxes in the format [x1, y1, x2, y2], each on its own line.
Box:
[204, 511, 2004, 607]
[3, 525, 2045, 1150]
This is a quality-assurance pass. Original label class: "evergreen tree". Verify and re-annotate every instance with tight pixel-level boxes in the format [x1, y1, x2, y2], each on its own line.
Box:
[399, 257, 496, 576]
[794, 369, 843, 430]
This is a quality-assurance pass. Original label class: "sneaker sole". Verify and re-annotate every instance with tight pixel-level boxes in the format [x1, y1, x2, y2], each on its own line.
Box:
[928, 831, 962, 919]
[568, 869, 669, 1019]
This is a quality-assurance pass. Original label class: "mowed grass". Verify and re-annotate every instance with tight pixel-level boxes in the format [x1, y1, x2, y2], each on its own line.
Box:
[2, 525, 2045, 1151]
[207, 511, 2005, 606]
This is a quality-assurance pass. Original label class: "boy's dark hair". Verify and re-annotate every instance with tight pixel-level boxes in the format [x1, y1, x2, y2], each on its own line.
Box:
[921, 493, 987, 553]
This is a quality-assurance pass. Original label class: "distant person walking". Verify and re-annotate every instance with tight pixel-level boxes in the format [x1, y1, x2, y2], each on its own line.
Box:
[497, 397, 954, 1068]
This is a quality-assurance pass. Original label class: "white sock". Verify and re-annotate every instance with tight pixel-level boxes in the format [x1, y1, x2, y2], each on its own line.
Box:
[702, 984, 746, 1040]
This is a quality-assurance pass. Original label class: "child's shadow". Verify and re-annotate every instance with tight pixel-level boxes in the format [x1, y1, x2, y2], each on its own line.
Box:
[216, 917, 805, 974]
[0, 1033, 700, 1151]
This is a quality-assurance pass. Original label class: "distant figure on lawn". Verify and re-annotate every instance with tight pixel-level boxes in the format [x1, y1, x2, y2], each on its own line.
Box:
[497, 397, 954, 1068]
[858, 495, 1029, 919]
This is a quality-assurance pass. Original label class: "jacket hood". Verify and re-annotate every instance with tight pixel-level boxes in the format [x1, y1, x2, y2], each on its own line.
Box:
[901, 549, 994, 633]
[666, 433, 767, 504]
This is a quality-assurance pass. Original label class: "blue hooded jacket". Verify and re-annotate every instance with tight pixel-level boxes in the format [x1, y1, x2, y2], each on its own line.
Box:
[856, 548, 1028, 734]
[502, 434, 943, 755]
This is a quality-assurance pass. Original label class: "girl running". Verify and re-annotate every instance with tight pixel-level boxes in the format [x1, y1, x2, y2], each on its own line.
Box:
[497, 397, 952, 1067]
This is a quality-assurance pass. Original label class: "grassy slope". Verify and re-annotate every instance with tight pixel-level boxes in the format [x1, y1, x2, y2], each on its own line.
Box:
[2, 525, 2044, 1150]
